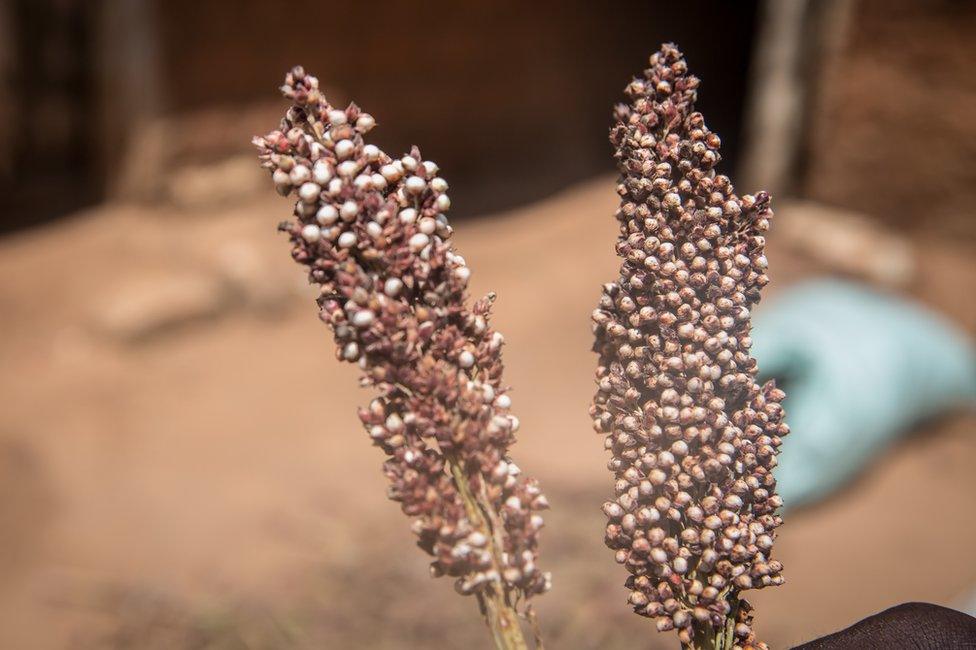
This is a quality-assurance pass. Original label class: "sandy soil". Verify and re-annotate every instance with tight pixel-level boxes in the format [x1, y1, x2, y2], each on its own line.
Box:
[0, 177, 973, 648]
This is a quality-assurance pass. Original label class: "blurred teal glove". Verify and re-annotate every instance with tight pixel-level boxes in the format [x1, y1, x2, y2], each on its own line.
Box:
[752, 279, 976, 510]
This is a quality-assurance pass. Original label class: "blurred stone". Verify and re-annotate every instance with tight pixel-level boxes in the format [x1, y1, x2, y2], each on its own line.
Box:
[166, 155, 264, 210]
[112, 102, 291, 204]
[777, 200, 915, 288]
[92, 271, 233, 343]
[213, 239, 300, 316]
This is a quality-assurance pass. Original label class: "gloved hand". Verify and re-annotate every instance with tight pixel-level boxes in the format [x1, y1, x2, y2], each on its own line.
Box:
[751, 280, 976, 509]
[793, 602, 976, 649]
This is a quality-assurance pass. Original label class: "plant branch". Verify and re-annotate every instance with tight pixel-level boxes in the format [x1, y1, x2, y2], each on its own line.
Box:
[449, 457, 529, 650]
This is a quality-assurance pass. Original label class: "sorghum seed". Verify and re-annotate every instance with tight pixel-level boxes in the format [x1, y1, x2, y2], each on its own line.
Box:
[298, 182, 320, 203]
[317, 205, 338, 225]
[405, 176, 426, 194]
[408, 233, 430, 252]
[337, 232, 357, 249]
[301, 224, 321, 242]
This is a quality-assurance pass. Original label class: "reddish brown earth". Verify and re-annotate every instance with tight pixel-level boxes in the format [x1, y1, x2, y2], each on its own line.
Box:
[0, 178, 973, 648]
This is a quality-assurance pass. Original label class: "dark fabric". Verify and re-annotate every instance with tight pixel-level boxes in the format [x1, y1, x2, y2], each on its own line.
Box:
[794, 602, 976, 649]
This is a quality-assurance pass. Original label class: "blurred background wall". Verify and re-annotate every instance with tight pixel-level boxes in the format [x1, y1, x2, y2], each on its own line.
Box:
[4, 0, 973, 238]
[0, 0, 760, 230]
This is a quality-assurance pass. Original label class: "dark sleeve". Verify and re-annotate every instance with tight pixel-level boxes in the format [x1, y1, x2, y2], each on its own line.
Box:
[793, 602, 976, 649]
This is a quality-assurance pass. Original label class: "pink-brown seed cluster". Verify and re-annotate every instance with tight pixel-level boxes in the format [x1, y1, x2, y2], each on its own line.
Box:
[254, 67, 549, 600]
[590, 44, 788, 648]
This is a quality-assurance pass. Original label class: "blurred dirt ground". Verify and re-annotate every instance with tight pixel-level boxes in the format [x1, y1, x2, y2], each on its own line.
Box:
[1, 177, 974, 649]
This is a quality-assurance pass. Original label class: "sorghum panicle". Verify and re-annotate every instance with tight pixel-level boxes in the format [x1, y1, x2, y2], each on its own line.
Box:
[254, 68, 550, 607]
[590, 44, 788, 649]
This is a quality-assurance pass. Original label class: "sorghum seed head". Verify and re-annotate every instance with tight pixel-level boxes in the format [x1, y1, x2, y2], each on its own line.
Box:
[592, 44, 787, 647]
[255, 66, 549, 603]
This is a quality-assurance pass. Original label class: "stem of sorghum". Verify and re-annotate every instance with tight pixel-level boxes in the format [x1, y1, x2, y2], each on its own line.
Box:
[254, 67, 548, 649]
[684, 591, 738, 650]
[450, 457, 530, 650]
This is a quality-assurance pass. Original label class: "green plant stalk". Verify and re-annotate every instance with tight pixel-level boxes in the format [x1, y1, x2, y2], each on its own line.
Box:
[449, 458, 530, 650]
[683, 593, 740, 650]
